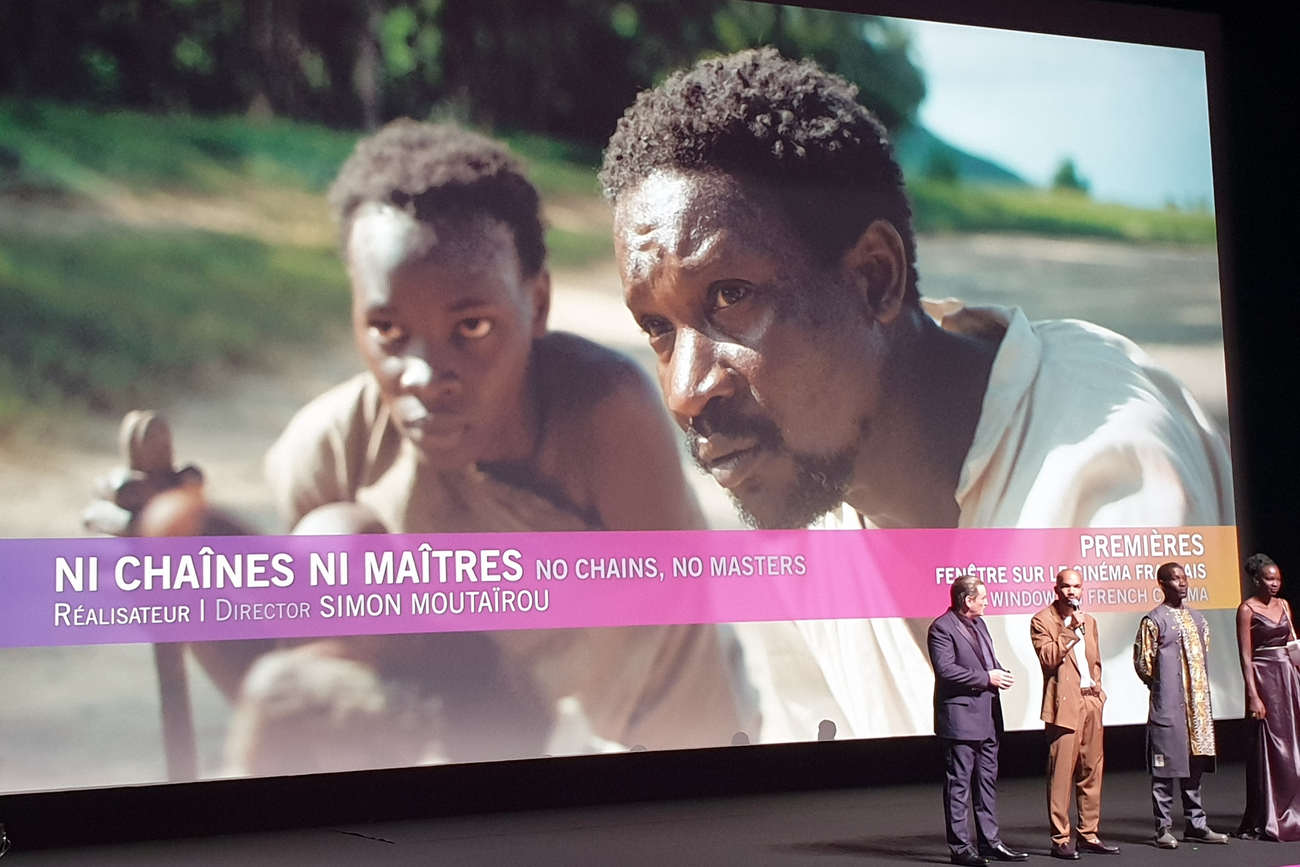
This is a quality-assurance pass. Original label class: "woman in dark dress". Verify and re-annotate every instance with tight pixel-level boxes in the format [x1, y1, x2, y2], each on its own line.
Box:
[1235, 553, 1300, 841]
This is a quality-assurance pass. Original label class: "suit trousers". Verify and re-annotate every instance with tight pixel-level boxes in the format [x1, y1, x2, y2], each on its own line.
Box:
[1152, 768, 1207, 832]
[943, 737, 1001, 855]
[1045, 693, 1104, 845]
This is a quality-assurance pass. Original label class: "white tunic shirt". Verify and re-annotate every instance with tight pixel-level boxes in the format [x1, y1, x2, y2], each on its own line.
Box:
[736, 300, 1234, 741]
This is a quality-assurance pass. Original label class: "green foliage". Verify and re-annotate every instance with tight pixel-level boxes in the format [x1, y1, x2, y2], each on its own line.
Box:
[609, 3, 640, 39]
[0, 227, 349, 427]
[0, 100, 616, 426]
[0, 97, 1216, 429]
[379, 1, 444, 92]
[173, 36, 215, 75]
[710, 3, 924, 131]
[894, 124, 1025, 187]
[923, 152, 960, 184]
[910, 180, 1216, 244]
[0, 100, 609, 204]
[1051, 157, 1090, 194]
[546, 227, 613, 269]
[503, 132, 604, 198]
[1, 1, 927, 144]
[0, 100, 358, 196]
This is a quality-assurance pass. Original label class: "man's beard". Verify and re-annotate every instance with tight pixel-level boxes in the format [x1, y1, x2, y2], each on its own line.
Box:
[686, 402, 859, 530]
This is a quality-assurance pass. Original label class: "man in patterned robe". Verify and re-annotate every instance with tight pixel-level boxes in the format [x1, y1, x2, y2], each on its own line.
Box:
[1133, 562, 1230, 848]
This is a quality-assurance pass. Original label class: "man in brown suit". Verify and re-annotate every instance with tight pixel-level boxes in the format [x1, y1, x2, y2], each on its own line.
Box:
[1030, 569, 1121, 859]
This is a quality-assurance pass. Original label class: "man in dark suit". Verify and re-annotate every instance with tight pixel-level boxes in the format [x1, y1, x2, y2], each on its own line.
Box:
[928, 575, 1028, 866]
[1030, 569, 1120, 859]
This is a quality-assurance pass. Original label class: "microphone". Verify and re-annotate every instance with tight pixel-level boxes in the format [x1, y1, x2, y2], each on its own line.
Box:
[1068, 598, 1081, 610]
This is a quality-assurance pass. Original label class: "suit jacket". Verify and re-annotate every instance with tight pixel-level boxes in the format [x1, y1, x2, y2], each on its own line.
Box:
[928, 608, 1004, 740]
[1030, 604, 1104, 732]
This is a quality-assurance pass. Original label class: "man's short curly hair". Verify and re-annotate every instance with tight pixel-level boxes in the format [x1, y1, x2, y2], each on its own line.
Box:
[329, 119, 546, 278]
[600, 47, 918, 304]
[1244, 552, 1277, 585]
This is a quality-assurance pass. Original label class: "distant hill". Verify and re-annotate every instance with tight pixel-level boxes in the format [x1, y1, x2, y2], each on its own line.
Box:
[893, 124, 1027, 186]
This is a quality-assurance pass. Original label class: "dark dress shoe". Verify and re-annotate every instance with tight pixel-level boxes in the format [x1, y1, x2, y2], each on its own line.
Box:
[1050, 842, 1080, 860]
[980, 842, 1030, 862]
[951, 850, 990, 867]
[1078, 837, 1120, 854]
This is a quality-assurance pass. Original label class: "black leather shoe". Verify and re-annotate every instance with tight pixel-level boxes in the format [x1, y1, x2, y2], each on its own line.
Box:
[1050, 842, 1080, 860]
[951, 850, 990, 867]
[980, 842, 1030, 862]
[1078, 837, 1121, 854]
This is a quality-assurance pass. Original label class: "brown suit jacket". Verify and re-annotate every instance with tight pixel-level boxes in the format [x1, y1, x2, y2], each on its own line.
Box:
[1030, 604, 1104, 732]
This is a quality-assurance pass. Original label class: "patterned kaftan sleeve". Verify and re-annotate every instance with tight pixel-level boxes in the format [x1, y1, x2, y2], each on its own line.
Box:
[1134, 616, 1158, 686]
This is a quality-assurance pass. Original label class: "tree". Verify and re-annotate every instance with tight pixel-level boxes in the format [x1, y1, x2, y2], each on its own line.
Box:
[924, 152, 960, 184]
[1051, 157, 1090, 194]
[710, 3, 926, 133]
[0, 0, 928, 143]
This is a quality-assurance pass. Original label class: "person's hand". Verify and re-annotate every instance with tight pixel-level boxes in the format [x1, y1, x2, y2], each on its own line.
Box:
[988, 668, 1015, 689]
[83, 410, 205, 536]
[1247, 696, 1267, 720]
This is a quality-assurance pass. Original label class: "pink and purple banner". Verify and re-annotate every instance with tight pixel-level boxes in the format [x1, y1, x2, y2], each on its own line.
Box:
[0, 525, 1238, 648]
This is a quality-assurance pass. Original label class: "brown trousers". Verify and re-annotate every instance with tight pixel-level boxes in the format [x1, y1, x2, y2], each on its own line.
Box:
[1046, 693, 1104, 845]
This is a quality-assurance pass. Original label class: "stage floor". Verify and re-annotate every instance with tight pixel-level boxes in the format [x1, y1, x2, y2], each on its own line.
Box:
[9, 764, 1299, 865]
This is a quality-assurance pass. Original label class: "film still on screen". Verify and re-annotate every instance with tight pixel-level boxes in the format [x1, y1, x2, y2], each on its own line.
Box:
[1, 0, 1239, 796]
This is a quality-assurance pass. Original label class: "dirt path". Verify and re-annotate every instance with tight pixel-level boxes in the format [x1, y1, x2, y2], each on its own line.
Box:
[919, 232, 1229, 431]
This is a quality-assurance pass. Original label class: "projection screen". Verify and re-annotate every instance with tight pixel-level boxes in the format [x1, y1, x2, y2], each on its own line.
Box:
[0, 0, 1238, 794]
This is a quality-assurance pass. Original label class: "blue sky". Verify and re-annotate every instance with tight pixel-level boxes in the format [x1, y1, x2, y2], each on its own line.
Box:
[898, 18, 1216, 210]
